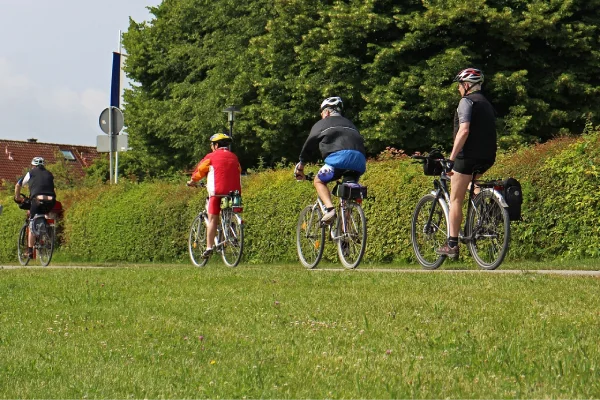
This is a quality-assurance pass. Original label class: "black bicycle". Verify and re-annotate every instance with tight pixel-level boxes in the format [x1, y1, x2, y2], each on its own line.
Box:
[188, 183, 244, 267]
[17, 195, 55, 267]
[411, 152, 510, 270]
[296, 172, 368, 269]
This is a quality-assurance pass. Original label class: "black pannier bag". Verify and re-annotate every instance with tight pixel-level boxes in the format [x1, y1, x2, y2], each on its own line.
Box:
[333, 182, 368, 200]
[503, 177, 523, 221]
[423, 150, 444, 176]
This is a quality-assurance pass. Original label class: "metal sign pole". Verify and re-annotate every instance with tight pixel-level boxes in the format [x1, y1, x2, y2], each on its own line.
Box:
[115, 31, 122, 184]
[109, 107, 114, 184]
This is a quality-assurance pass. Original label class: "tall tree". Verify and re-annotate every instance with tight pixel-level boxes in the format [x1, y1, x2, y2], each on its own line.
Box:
[122, 0, 600, 175]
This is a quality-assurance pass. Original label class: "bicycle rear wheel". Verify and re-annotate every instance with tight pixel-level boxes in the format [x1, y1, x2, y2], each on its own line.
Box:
[17, 224, 29, 266]
[37, 221, 54, 267]
[411, 194, 448, 270]
[220, 210, 244, 267]
[466, 190, 510, 270]
[189, 213, 209, 267]
[296, 204, 325, 269]
[337, 202, 367, 269]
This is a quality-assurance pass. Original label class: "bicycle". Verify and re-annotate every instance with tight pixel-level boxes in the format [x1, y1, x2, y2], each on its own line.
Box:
[187, 182, 244, 267]
[410, 152, 510, 270]
[296, 172, 368, 269]
[16, 195, 56, 267]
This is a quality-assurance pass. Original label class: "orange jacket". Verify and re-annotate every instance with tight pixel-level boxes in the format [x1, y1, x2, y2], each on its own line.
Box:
[191, 148, 242, 196]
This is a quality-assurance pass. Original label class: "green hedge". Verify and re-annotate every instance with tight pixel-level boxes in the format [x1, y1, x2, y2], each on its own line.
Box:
[0, 131, 598, 264]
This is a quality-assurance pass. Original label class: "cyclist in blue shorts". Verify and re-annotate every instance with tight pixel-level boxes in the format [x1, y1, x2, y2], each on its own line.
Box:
[294, 97, 367, 223]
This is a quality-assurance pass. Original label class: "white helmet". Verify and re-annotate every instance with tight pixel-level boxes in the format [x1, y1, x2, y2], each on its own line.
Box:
[31, 157, 45, 166]
[320, 97, 343, 112]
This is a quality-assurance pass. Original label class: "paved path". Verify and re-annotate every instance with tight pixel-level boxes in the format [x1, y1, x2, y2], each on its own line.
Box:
[316, 268, 600, 276]
[1, 264, 599, 277]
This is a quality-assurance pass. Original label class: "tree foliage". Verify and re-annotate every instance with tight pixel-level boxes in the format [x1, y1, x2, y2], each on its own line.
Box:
[122, 0, 600, 174]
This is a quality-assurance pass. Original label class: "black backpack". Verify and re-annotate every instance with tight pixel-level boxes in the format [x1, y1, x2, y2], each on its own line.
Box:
[503, 178, 523, 221]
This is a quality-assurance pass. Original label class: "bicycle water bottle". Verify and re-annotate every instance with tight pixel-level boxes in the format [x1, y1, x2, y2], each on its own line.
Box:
[220, 197, 230, 209]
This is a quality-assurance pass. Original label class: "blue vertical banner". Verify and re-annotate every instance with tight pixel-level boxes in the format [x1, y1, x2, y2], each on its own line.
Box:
[110, 52, 122, 108]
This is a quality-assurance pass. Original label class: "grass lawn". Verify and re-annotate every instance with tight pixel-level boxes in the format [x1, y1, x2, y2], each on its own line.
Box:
[0, 262, 599, 398]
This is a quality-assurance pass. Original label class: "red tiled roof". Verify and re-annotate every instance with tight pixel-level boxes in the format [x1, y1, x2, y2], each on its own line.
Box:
[0, 139, 102, 183]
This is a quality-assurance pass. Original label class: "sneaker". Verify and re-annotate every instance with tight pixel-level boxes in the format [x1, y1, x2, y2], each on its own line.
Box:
[436, 244, 459, 259]
[201, 248, 214, 259]
[321, 209, 336, 224]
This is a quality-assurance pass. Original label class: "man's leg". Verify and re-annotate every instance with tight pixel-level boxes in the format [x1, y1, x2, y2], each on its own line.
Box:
[26, 201, 40, 257]
[314, 176, 336, 223]
[314, 176, 333, 208]
[203, 196, 221, 258]
[448, 172, 472, 238]
[436, 171, 471, 258]
[206, 213, 219, 253]
[314, 164, 337, 223]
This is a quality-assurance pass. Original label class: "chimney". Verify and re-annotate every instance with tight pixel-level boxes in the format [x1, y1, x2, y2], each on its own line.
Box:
[27, 138, 38, 143]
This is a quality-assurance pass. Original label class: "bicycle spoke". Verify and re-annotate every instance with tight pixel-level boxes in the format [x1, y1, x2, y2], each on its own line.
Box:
[411, 194, 447, 270]
[17, 224, 29, 266]
[337, 202, 366, 269]
[467, 191, 510, 270]
[189, 214, 208, 267]
[296, 205, 325, 269]
[221, 210, 243, 267]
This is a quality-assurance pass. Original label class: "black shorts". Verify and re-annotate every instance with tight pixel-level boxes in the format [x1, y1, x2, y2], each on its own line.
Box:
[454, 158, 494, 175]
[30, 197, 56, 218]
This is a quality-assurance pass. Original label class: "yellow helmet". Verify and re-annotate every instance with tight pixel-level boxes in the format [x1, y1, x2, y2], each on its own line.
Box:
[209, 133, 232, 143]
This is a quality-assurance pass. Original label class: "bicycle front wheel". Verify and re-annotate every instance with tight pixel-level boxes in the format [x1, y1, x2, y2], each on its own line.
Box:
[411, 194, 448, 270]
[466, 190, 510, 270]
[17, 224, 29, 266]
[337, 202, 367, 269]
[37, 221, 54, 267]
[220, 210, 244, 267]
[189, 213, 209, 267]
[296, 204, 325, 269]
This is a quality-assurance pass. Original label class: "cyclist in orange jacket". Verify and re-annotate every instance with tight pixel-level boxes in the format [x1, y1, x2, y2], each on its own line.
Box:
[187, 133, 242, 258]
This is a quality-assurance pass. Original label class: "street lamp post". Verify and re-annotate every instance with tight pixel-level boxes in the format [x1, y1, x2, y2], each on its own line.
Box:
[222, 105, 241, 138]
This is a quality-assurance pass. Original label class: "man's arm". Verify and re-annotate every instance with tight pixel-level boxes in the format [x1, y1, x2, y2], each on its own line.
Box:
[14, 175, 27, 202]
[187, 157, 211, 185]
[298, 125, 322, 164]
[449, 97, 473, 162]
[449, 122, 470, 161]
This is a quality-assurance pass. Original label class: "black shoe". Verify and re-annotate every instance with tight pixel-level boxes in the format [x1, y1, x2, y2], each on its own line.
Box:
[436, 244, 459, 259]
[201, 248, 213, 259]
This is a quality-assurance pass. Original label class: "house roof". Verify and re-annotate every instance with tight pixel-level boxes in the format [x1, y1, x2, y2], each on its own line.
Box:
[0, 139, 102, 183]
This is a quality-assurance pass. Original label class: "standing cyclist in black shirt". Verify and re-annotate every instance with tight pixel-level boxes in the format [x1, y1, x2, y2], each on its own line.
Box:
[14, 157, 56, 259]
[294, 97, 367, 224]
[436, 68, 497, 258]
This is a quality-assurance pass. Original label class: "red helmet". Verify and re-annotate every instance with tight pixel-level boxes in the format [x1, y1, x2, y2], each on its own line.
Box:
[454, 68, 484, 84]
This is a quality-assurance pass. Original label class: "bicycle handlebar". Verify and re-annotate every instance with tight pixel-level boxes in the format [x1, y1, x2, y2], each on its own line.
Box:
[294, 172, 314, 181]
[187, 181, 206, 188]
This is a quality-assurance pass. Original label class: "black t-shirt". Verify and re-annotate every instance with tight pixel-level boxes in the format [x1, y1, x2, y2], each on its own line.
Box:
[299, 115, 366, 162]
[453, 91, 497, 160]
[20, 167, 56, 197]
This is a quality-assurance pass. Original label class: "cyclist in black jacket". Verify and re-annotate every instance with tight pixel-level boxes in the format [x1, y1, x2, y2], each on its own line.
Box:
[437, 68, 497, 259]
[14, 157, 56, 259]
[294, 97, 367, 223]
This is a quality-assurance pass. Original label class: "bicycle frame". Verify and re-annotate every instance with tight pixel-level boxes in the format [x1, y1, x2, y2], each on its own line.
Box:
[426, 171, 508, 243]
[313, 195, 355, 241]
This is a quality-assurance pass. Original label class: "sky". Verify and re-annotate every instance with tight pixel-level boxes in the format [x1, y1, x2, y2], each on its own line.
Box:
[0, 0, 162, 146]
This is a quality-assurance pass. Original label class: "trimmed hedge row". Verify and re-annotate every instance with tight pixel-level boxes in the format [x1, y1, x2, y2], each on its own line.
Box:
[0, 131, 598, 264]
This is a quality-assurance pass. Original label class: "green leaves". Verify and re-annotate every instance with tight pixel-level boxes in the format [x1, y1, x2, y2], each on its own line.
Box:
[122, 0, 600, 176]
